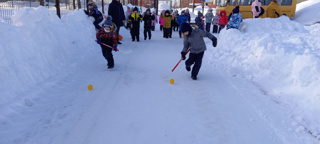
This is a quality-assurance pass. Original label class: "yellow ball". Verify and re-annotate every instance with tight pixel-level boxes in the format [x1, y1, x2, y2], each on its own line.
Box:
[88, 85, 93, 90]
[170, 79, 174, 84]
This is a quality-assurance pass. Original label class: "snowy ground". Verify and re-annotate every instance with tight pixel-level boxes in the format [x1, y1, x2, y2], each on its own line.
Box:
[1, 1, 320, 144]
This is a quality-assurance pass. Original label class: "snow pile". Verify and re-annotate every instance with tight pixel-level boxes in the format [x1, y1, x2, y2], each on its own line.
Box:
[207, 16, 320, 136]
[0, 7, 96, 106]
[293, 0, 320, 25]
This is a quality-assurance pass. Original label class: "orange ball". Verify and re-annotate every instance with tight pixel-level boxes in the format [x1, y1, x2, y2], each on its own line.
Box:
[88, 85, 93, 91]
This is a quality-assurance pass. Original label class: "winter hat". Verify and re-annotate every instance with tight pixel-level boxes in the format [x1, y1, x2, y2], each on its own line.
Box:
[165, 10, 170, 15]
[232, 6, 240, 14]
[146, 8, 150, 13]
[103, 19, 113, 28]
[133, 7, 138, 12]
[106, 15, 112, 21]
[181, 23, 192, 34]
[181, 10, 185, 15]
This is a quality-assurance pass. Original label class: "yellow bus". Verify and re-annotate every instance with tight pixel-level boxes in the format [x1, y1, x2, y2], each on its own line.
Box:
[209, 0, 297, 18]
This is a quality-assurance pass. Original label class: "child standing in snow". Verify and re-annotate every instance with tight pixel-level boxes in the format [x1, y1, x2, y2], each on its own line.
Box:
[160, 10, 175, 38]
[159, 10, 165, 31]
[195, 11, 205, 30]
[227, 6, 243, 30]
[219, 10, 228, 33]
[178, 10, 189, 38]
[84, 1, 103, 30]
[96, 19, 118, 69]
[212, 10, 220, 33]
[180, 23, 217, 80]
[205, 8, 214, 32]
[143, 9, 155, 40]
[128, 7, 143, 42]
[151, 10, 158, 31]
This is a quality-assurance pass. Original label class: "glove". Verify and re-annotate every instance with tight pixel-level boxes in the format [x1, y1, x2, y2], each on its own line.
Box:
[212, 37, 217, 47]
[113, 46, 118, 52]
[96, 39, 101, 44]
[181, 52, 186, 60]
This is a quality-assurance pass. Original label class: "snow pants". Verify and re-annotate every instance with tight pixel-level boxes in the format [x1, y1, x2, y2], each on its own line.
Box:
[163, 28, 170, 38]
[213, 25, 219, 33]
[185, 52, 204, 77]
[101, 46, 114, 67]
[144, 28, 151, 40]
[131, 27, 140, 41]
[206, 23, 211, 32]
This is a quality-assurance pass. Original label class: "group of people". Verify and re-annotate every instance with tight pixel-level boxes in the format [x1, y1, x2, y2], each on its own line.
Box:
[86, 0, 281, 80]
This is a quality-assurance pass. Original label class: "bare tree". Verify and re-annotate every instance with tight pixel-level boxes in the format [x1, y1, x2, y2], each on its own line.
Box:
[40, 0, 44, 6]
[73, 0, 76, 9]
[77, 0, 81, 9]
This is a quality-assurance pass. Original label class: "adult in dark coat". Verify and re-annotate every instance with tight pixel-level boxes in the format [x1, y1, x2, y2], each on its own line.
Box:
[108, 0, 125, 44]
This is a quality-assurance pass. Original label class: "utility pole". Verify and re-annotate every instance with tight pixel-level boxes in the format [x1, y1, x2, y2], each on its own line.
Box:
[102, 0, 104, 14]
[192, 0, 195, 13]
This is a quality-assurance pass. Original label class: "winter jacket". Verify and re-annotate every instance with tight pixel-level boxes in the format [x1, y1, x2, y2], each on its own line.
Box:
[159, 16, 164, 25]
[227, 13, 242, 29]
[151, 13, 157, 26]
[219, 10, 228, 25]
[195, 13, 204, 30]
[96, 28, 117, 47]
[212, 15, 220, 25]
[175, 13, 180, 24]
[85, 5, 103, 20]
[266, 1, 280, 18]
[182, 28, 216, 54]
[185, 12, 191, 22]
[251, 0, 262, 18]
[178, 15, 188, 25]
[143, 13, 154, 29]
[205, 12, 214, 23]
[160, 11, 174, 28]
[128, 13, 143, 29]
[108, 0, 125, 27]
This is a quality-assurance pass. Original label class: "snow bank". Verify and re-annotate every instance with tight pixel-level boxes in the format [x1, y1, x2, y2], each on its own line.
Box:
[0, 7, 97, 106]
[207, 16, 320, 136]
[293, 0, 320, 25]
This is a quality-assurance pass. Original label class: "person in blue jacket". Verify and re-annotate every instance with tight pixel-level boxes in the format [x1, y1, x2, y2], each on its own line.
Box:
[227, 6, 243, 30]
[84, 1, 103, 30]
[178, 10, 188, 38]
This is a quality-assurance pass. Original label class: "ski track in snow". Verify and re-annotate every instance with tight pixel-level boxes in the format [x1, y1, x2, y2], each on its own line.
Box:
[1, 24, 319, 144]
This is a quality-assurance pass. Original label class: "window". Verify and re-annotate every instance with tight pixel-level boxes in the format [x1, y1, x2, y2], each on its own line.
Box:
[262, 0, 271, 5]
[239, 0, 252, 5]
[228, 0, 236, 5]
[190, 0, 192, 3]
[217, 0, 228, 6]
[280, 0, 292, 5]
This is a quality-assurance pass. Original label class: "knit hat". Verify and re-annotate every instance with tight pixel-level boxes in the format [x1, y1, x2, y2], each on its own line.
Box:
[180, 23, 192, 34]
[133, 7, 138, 12]
[146, 8, 150, 13]
[103, 19, 113, 28]
[232, 6, 240, 14]
[181, 10, 185, 15]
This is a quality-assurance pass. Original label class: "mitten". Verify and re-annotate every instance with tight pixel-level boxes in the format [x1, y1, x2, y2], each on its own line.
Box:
[181, 52, 186, 60]
[212, 37, 217, 47]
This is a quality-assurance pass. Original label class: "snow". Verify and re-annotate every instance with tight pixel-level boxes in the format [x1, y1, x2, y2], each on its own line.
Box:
[292, 0, 320, 25]
[1, 2, 320, 144]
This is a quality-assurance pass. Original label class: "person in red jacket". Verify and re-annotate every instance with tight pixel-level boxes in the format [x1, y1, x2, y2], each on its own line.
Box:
[218, 10, 228, 33]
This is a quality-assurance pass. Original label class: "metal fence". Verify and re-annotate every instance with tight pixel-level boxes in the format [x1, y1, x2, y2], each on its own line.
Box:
[0, 1, 41, 24]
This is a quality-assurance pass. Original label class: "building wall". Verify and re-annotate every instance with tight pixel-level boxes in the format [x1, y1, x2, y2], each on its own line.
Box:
[180, 0, 203, 8]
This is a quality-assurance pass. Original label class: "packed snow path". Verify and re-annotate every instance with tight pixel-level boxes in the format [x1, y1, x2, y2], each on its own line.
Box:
[1, 28, 318, 144]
